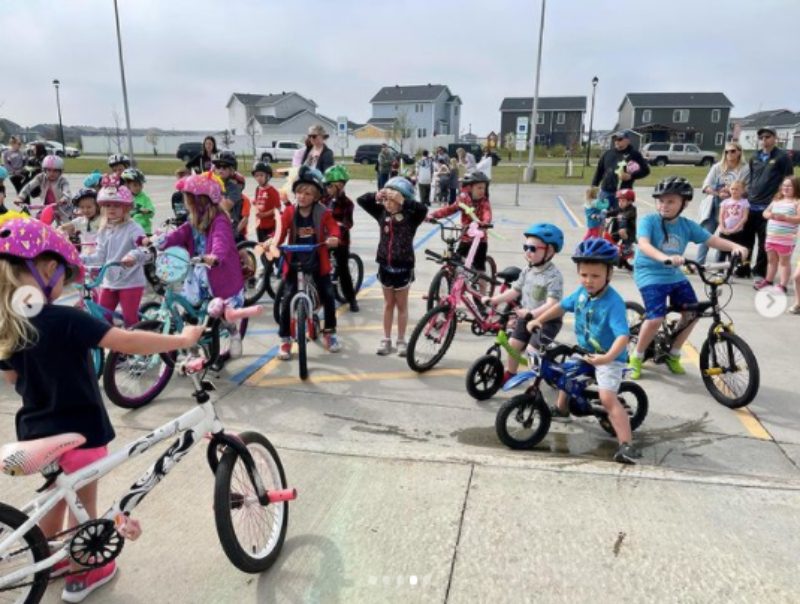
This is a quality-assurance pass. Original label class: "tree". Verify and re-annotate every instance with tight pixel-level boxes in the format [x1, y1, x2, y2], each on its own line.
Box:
[389, 110, 412, 162]
[245, 121, 258, 161]
[145, 129, 160, 156]
[221, 129, 233, 149]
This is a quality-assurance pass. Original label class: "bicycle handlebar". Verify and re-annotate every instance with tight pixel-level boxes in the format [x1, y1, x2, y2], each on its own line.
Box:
[664, 255, 741, 286]
[423, 249, 498, 284]
[82, 262, 126, 290]
[279, 244, 323, 254]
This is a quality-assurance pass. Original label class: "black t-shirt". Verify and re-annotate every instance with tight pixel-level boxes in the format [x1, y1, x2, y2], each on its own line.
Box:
[0, 305, 114, 447]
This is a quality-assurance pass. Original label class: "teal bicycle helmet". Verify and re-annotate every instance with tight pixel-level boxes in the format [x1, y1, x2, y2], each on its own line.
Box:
[384, 176, 415, 201]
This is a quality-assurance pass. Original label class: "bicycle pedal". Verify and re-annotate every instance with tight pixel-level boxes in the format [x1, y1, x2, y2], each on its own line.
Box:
[201, 379, 216, 391]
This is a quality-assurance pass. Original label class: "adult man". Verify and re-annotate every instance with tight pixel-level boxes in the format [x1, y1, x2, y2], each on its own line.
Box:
[376, 143, 395, 189]
[742, 127, 794, 278]
[592, 130, 650, 210]
[416, 149, 433, 206]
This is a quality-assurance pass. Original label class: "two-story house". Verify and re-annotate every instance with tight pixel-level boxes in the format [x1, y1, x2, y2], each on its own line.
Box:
[226, 91, 327, 136]
[616, 92, 733, 150]
[367, 84, 461, 141]
[499, 96, 586, 149]
[732, 109, 800, 151]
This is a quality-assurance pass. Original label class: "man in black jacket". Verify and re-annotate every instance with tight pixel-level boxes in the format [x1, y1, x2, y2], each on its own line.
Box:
[592, 130, 650, 210]
[741, 127, 794, 278]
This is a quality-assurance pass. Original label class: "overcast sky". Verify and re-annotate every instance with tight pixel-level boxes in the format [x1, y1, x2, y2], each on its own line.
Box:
[4, 0, 797, 135]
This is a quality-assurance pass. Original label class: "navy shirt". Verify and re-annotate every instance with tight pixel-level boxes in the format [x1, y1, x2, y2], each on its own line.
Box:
[0, 305, 114, 447]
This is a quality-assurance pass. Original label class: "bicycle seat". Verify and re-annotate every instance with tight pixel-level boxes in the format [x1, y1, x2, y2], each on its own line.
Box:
[0, 433, 86, 477]
[497, 266, 522, 284]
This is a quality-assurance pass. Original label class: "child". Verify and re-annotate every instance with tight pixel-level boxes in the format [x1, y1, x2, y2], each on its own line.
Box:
[107, 154, 131, 179]
[80, 185, 150, 327]
[150, 171, 246, 358]
[323, 164, 358, 312]
[358, 177, 427, 355]
[252, 162, 281, 242]
[83, 169, 104, 192]
[2, 136, 27, 194]
[15, 155, 72, 223]
[60, 188, 102, 251]
[716, 179, 749, 262]
[170, 167, 190, 225]
[121, 168, 155, 235]
[0, 215, 203, 602]
[212, 151, 246, 242]
[606, 188, 637, 250]
[483, 223, 564, 384]
[273, 166, 341, 358]
[436, 159, 450, 204]
[583, 186, 609, 240]
[754, 176, 800, 293]
[528, 238, 640, 464]
[448, 157, 460, 204]
[629, 176, 748, 379]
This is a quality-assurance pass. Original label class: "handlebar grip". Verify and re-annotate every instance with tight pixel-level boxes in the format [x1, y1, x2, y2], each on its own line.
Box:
[424, 249, 444, 261]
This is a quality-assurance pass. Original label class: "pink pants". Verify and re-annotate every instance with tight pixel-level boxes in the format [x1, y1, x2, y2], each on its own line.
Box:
[98, 287, 144, 327]
[59, 446, 108, 474]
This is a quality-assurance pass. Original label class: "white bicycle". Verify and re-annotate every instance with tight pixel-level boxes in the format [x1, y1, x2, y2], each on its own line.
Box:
[0, 301, 296, 603]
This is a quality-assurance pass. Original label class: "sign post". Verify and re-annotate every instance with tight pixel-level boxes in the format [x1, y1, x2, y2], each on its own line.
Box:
[337, 116, 348, 160]
[516, 117, 529, 153]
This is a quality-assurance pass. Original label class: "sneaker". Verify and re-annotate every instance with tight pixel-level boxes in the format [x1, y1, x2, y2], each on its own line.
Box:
[627, 355, 643, 380]
[52, 558, 70, 579]
[775, 284, 788, 294]
[788, 303, 800, 315]
[753, 278, 772, 291]
[665, 354, 686, 375]
[324, 332, 342, 353]
[376, 338, 392, 356]
[62, 561, 117, 603]
[613, 442, 641, 465]
[349, 300, 360, 312]
[396, 340, 408, 357]
[548, 404, 571, 422]
[229, 332, 243, 359]
[277, 339, 292, 361]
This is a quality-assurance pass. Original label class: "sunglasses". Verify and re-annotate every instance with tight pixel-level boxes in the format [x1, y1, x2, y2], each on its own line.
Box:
[523, 244, 547, 252]
[724, 149, 739, 154]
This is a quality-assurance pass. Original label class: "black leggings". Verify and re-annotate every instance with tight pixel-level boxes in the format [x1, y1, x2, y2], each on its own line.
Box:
[278, 272, 336, 338]
[331, 246, 356, 303]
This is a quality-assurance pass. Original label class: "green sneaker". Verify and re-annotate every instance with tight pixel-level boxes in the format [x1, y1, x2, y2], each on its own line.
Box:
[665, 354, 686, 375]
[627, 355, 642, 380]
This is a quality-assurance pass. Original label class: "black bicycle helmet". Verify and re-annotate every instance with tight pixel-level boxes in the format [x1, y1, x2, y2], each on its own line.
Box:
[212, 150, 238, 169]
[292, 165, 325, 196]
[571, 238, 619, 265]
[462, 171, 490, 186]
[251, 161, 273, 178]
[652, 176, 694, 201]
[107, 153, 130, 168]
[71, 187, 97, 205]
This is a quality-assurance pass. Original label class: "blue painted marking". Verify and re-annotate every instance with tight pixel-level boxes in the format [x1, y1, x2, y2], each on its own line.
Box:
[555, 195, 580, 228]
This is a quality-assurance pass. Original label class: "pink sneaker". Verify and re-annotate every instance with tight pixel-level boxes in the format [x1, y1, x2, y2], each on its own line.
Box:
[775, 284, 788, 294]
[753, 279, 772, 291]
[51, 558, 70, 579]
[62, 561, 117, 603]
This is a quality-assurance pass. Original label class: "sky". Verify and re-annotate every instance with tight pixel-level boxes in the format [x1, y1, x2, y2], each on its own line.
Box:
[3, 0, 798, 135]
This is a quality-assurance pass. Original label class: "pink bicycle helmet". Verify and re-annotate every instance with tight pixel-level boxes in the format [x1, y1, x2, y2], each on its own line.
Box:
[97, 185, 134, 206]
[42, 155, 64, 171]
[0, 216, 85, 300]
[175, 171, 223, 205]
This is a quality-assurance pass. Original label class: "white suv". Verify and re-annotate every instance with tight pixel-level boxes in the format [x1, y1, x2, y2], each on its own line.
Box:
[642, 143, 717, 167]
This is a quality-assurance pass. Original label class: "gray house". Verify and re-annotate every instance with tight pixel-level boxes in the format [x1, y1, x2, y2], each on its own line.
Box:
[226, 91, 321, 135]
[499, 97, 586, 150]
[731, 109, 800, 151]
[616, 92, 733, 150]
[369, 84, 461, 139]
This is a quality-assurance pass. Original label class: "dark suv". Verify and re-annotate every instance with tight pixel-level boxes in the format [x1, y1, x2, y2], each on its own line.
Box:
[353, 144, 414, 165]
[175, 142, 203, 162]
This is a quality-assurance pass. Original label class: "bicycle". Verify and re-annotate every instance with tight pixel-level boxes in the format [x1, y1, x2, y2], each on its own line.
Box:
[465, 316, 529, 400]
[0, 327, 296, 603]
[625, 257, 759, 408]
[495, 341, 648, 449]
[330, 249, 364, 304]
[103, 247, 262, 409]
[237, 212, 285, 305]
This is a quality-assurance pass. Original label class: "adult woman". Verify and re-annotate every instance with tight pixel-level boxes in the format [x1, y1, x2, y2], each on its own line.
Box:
[186, 135, 218, 173]
[455, 147, 477, 174]
[697, 141, 750, 265]
[300, 125, 334, 174]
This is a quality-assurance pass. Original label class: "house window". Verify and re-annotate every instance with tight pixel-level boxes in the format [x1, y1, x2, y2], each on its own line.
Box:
[556, 112, 565, 125]
[694, 132, 703, 145]
[711, 109, 721, 123]
[642, 109, 652, 123]
[417, 128, 427, 137]
[673, 109, 690, 123]
[536, 112, 544, 125]
[715, 132, 724, 146]
[454, 106, 459, 116]
[676, 132, 685, 142]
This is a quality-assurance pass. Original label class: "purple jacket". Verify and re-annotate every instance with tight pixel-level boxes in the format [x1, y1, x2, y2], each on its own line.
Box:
[160, 213, 244, 299]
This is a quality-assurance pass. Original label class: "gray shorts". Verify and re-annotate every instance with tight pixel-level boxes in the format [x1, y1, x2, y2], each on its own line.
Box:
[510, 318, 562, 349]
[594, 360, 626, 392]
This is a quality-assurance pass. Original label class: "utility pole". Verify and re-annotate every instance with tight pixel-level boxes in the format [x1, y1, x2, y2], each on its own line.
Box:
[113, 0, 136, 164]
[523, 0, 547, 182]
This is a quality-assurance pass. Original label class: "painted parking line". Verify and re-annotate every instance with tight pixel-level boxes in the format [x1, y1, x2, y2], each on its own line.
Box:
[682, 342, 772, 441]
[555, 195, 582, 228]
[253, 368, 464, 388]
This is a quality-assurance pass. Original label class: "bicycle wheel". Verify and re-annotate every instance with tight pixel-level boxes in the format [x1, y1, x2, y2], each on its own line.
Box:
[238, 241, 268, 306]
[495, 391, 551, 449]
[103, 320, 175, 409]
[466, 355, 504, 400]
[426, 268, 452, 311]
[0, 502, 51, 603]
[699, 331, 760, 408]
[406, 303, 457, 372]
[138, 300, 161, 321]
[273, 281, 287, 325]
[484, 255, 498, 297]
[266, 259, 281, 301]
[349, 253, 364, 293]
[213, 431, 289, 574]
[597, 381, 649, 436]
[91, 347, 105, 380]
[296, 303, 308, 380]
[624, 301, 646, 357]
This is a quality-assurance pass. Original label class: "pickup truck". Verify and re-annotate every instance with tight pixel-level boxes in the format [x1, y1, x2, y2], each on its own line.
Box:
[255, 140, 303, 163]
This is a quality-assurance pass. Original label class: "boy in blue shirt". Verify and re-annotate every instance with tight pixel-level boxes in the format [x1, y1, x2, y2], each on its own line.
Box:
[628, 176, 748, 379]
[528, 238, 639, 464]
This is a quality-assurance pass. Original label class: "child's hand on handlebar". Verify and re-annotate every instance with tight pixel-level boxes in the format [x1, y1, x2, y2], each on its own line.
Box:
[526, 318, 541, 332]
[666, 255, 684, 266]
[325, 236, 339, 248]
[583, 353, 610, 366]
[120, 255, 136, 268]
[202, 254, 219, 267]
[515, 307, 530, 319]
[731, 246, 748, 260]
[481, 295, 493, 306]
[179, 324, 205, 347]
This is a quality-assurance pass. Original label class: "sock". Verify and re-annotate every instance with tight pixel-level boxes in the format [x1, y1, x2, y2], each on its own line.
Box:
[669, 348, 681, 358]
[631, 349, 642, 360]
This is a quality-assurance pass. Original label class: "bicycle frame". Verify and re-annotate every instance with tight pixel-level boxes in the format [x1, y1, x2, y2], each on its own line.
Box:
[280, 244, 321, 329]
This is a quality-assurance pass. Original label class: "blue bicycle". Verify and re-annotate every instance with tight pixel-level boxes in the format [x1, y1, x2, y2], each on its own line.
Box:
[495, 341, 648, 449]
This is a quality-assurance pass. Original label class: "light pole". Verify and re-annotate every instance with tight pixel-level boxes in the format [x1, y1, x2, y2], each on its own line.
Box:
[113, 0, 136, 164]
[523, 0, 547, 183]
[52, 79, 65, 157]
[585, 76, 598, 167]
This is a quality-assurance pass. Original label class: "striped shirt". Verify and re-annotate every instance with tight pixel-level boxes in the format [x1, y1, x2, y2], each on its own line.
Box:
[766, 199, 799, 247]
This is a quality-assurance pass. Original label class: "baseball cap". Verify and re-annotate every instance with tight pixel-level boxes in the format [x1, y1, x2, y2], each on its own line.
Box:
[612, 130, 632, 140]
[756, 127, 776, 137]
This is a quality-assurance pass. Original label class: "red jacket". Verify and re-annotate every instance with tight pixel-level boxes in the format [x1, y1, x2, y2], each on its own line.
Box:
[277, 203, 340, 276]
[253, 185, 281, 230]
[430, 191, 492, 242]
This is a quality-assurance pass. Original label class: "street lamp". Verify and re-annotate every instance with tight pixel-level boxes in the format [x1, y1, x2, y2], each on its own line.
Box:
[585, 76, 599, 167]
[524, 0, 547, 183]
[52, 79, 65, 157]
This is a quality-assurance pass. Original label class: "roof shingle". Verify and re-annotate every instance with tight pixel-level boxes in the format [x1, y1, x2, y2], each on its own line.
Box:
[621, 92, 733, 109]
[370, 84, 455, 103]
[499, 96, 587, 112]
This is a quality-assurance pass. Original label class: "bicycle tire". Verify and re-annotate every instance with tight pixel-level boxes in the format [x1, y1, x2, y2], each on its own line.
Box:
[266, 259, 280, 301]
[213, 431, 289, 574]
[484, 255, 498, 298]
[495, 391, 551, 449]
[349, 253, 364, 293]
[596, 381, 649, 436]
[426, 268, 452, 311]
[0, 502, 51, 603]
[138, 300, 161, 321]
[91, 347, 105, 380]
[102, 319, 175, 409]
[237, 241, 268, 306]
[699, 331, 760, 409]
[406, 303, 457, 372]
[466, 355, 504, 400]
[624, 301, 649, 358]
[296, 303, 308, 380]
[273, 281, 287, 325]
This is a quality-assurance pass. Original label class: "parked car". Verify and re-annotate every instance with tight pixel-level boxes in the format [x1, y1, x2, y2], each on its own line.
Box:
[642, 142, 717, 167]
[64, 146, 81, 158]
[255, 140, 303, 163]
[25, 141, 64, 157]
[175, 142, 203, 162]
[353, 144, 414, 165]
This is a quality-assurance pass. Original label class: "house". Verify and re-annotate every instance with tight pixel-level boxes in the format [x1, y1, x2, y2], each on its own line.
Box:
[732, 109, 800, 150]
[499, 96, 586, 149]
[369, 84, 462, 141]
[226, 91, 320, 136]
[615, 92, 733, 149]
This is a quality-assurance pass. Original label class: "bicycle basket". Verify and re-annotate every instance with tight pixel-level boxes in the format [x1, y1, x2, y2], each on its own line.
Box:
[154, 246, 191, 284]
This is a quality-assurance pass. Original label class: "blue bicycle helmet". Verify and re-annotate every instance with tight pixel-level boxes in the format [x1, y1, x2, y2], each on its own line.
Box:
[523, 223, 564, 253]
[292, 165, 325, 196]
[572, 237, 619, 265]
[384, 176, 416, 201]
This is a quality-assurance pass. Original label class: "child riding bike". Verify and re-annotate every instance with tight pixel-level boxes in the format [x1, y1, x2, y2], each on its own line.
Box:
[60, 188, 102, 251]
[15, 155, 72, 225]
[628, 176, 748, 379]
[322, 164, 359, 312]
[0, 215, 203, 602]
[121, 168, 155, 236]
